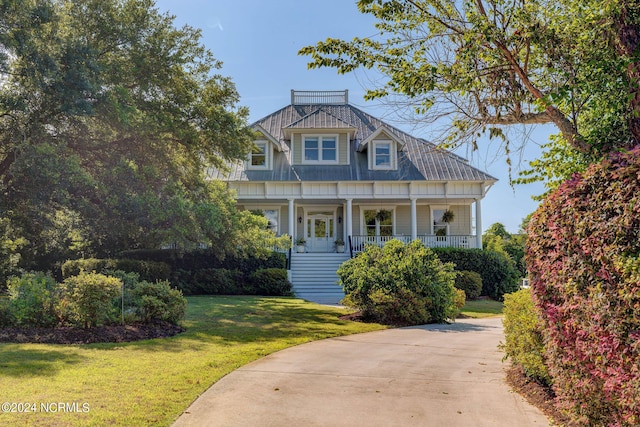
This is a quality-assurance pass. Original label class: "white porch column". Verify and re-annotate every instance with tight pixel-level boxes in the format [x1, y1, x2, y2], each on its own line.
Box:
[410, 198, 418, 241]
[475, 198, 483, 249]
[345, 198, 353, 244]
[288, 198, 295, 248]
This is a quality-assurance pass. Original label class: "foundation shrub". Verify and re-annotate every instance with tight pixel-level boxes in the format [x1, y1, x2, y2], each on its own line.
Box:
[527, 147, 640, 426]
[338, 240, 458, 325]
[247, 268, 292, 296]
[501, 288, 550, 385]
[60, 272, 122, 328]
[431, 247, 519, 300]
[454, 270, 483, 300]
[6, 272, 59, 327]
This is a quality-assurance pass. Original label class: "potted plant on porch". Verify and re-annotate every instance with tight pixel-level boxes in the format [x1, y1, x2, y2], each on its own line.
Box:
[295, 237, 306, 253]
[335, 238, 345, 253]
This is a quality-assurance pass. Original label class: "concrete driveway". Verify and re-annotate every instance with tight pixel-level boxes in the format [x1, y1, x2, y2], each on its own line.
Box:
[172, 317, 550, 427]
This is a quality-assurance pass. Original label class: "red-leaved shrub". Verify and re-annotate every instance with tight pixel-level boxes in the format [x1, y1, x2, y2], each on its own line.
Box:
[527, 147, 640, 426]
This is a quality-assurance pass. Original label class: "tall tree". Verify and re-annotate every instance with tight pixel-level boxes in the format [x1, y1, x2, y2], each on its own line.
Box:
[300, 0, 640, 156]
[0, 0, 256, 269]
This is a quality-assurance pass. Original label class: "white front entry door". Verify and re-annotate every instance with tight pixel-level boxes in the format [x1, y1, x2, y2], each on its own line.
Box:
[306, 213, 334, 252]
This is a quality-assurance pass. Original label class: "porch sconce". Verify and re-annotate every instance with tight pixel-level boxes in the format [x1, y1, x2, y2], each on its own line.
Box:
[338, 216, 342, 224]
[298, 216, 302, 224]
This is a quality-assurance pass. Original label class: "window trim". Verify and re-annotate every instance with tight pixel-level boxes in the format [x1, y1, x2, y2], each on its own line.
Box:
[248, 140, 270, 170]
[431, 206, 450, 237]
[302, 134, 339, 165]
[371, 139, 395, 170]
[360, 206, 396, 236]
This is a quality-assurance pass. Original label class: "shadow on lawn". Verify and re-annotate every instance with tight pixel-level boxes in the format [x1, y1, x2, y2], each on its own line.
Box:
[0, 346, 84, 377]
[112, 296, 363, 352]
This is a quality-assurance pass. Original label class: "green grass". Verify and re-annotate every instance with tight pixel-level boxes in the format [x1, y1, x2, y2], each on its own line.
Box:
[460, 298, 504, 318]
[0, 296, 386, 426]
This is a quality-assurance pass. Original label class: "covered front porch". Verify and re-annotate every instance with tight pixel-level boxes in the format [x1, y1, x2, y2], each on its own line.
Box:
[234, 179, 490, 254]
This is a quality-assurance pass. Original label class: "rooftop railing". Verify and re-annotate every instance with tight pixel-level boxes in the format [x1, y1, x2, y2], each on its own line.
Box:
[291, 90, 349, 105]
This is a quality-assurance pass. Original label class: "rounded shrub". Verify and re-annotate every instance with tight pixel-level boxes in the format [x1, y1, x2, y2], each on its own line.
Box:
[6, 272, 59, 327]
[132, 280, 186, 325]
[454, 270, 483, 300]
[60, 272, 122, 328]
[527, 147, 640, 426]
[431, 247, 519, 300]
[338, 239, 458, 325]
[501, 288, 550, 385]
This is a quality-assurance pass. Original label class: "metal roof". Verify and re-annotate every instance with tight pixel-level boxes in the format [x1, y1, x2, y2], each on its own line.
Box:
[208, 100, 497, 183]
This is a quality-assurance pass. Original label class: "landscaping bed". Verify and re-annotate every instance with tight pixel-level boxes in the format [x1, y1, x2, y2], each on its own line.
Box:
[0, 321, 184, 344]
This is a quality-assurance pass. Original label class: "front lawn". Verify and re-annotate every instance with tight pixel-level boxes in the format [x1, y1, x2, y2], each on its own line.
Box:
[460, 298, 504, 318]
[0, 296, 386, 426]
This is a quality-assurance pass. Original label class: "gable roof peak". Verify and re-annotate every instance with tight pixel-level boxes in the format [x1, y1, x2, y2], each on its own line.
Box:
[291, 89, 348, 106]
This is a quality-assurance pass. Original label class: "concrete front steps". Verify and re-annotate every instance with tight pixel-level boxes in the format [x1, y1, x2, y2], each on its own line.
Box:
[289, 252, 350, 305]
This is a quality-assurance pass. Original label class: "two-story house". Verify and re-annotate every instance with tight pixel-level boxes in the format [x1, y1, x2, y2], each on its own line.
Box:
[208, 90, 496, 303]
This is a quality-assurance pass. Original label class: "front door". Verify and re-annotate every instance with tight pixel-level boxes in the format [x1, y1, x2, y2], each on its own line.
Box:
[306, 213, 334, 252]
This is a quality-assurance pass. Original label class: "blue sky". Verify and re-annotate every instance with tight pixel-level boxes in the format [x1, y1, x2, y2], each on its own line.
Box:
[155, 0, 550, 233]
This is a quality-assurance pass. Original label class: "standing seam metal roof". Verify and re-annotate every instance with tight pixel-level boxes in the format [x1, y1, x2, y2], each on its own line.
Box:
[207, 103, 497, 183]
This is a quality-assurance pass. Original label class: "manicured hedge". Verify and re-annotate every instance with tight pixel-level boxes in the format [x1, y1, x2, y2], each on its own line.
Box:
[431, 247, 519, 300]
[61, 258, 171, 283]
[527, 147, 640, 426]
[118, 248, 286, 273]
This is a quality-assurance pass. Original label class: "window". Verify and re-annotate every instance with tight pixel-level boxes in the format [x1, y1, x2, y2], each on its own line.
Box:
[432, 208, 448, 239]
[364, 209, 393, 237]
[249, 141, 268, 169]
[303, 135, 338, 164]
[374, 141, 391, 168]
[263, 209, 279, 234]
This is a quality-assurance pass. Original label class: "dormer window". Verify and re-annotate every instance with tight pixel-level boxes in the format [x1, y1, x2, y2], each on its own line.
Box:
[374, 141, 391, 168]
[303, 135, 338, 164]
[248, 140, 269, 169]
[371, 140, 396, 170]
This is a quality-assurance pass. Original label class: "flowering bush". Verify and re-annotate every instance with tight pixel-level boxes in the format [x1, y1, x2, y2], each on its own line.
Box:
[527, 147, 640, 426]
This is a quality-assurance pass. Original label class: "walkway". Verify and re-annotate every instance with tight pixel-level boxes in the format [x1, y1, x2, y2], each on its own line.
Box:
[172, 317, 550, 427]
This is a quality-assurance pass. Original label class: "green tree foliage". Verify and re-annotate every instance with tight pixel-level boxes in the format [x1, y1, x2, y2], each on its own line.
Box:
[0, 217, 27, 289]
[338, 240, 458, 325]
[0, 0, 256, 270]
[482, 222, 526, 277]
[300, 0, 640, 167]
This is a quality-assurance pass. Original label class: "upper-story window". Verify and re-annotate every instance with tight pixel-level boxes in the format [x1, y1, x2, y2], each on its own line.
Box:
[303, 135, 338, 164]
[248, 140, 269, 169]
[371, 140, 395, 170]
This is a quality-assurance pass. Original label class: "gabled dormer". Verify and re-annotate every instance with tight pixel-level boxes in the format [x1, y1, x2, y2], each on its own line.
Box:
[282, 103, 357, 166]
[357, 126, 406, 171]
[247, 125, 283, 170]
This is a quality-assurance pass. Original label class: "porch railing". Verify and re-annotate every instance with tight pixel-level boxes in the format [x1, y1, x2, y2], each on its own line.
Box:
[349, 235, 476, 254]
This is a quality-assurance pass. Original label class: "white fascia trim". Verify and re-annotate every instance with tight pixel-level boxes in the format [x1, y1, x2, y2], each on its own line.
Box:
[253, 124, 283, 151]
[357, 125, 406, 152]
